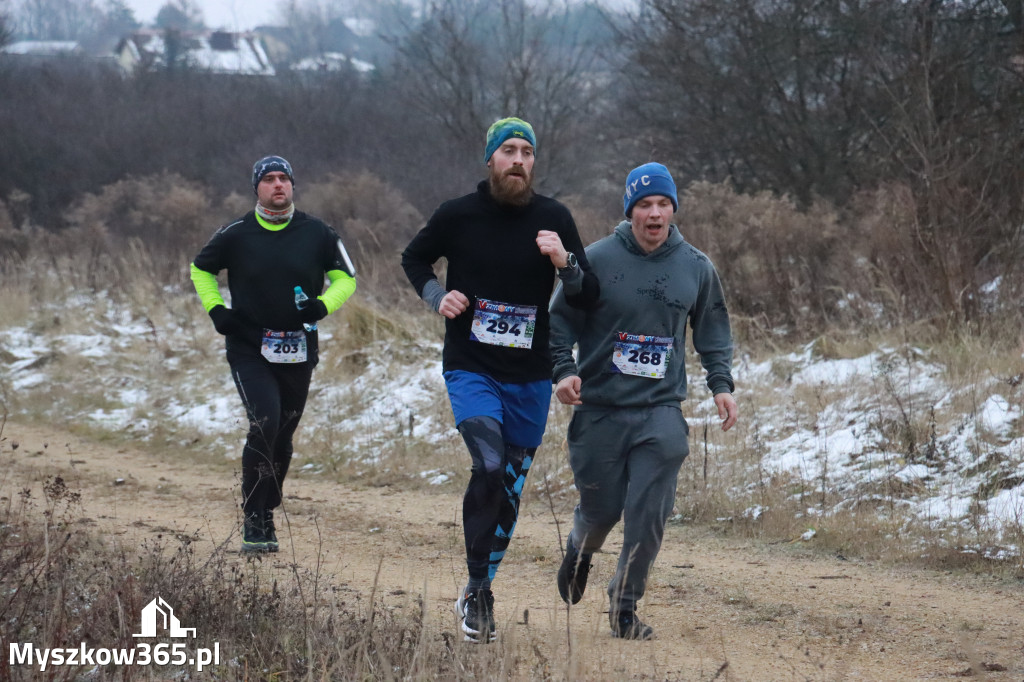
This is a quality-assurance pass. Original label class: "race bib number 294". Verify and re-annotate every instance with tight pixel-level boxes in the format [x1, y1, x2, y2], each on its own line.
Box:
[470, 298, 536, 349]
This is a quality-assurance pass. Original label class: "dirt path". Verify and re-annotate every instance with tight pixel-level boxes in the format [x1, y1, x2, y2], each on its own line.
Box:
[2, 420, 1022, 680]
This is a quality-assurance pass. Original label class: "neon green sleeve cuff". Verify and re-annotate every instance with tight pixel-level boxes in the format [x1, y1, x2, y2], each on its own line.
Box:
[320, 269, 356, 314]
[190, 262, 225, 313]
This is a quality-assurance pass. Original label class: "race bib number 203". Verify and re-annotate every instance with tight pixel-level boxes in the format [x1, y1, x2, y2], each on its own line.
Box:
[261, 329, 308, 363]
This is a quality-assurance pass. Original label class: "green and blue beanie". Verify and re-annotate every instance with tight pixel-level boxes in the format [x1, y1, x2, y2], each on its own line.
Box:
[484, 117, 536, 163]
[623, 162, 678, 217]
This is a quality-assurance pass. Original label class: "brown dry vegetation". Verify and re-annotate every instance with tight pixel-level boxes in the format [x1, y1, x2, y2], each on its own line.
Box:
[1, 418, 1022, 681]
[0, 171, 1022, 679]
[3, 1, 1024, 674]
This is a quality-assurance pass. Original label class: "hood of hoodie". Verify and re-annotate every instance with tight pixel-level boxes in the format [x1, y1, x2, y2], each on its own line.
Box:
[613, 220, 686, 259]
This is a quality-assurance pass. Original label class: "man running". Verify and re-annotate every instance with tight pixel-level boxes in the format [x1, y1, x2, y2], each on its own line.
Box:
[191, 155, 356, 553]
[549, 162, 738, 639]
[401, 117, 599, 642]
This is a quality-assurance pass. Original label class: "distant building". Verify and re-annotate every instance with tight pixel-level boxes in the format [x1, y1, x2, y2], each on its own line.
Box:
[342, 18, 377, 38]
[114, 30, 275, 76]
[291, 52, 374, 75]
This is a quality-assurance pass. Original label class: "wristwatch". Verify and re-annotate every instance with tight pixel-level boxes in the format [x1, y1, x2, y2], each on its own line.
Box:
[558, 251, 578, 274]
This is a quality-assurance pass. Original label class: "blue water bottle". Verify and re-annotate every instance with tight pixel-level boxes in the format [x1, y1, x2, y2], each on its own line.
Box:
[293, 286, 317, 332]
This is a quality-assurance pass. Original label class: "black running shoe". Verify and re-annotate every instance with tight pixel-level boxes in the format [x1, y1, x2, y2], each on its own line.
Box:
[456, 588, 496, 643]
[263, 509, 279, 553]
[610, 610, 654, 640]
[557, 536, 592, 604]
[241, 513, 268, 554]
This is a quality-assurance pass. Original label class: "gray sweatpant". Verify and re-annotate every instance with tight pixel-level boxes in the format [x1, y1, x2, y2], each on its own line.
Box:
[566, 405, 689, 611]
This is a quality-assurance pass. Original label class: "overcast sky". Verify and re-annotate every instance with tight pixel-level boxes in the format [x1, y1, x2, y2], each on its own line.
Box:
[122, 0, 281, 31]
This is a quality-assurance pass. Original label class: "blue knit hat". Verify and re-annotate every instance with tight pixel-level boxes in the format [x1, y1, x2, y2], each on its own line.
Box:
[484, 117, 537, 163]
[623, 163, 678, 217]
[252, 155, 295, 194]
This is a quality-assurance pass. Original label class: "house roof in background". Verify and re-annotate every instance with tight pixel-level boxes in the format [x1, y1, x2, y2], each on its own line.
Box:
[292, 51, 374, 74]
[2, 41, 82, 56]
[116, 30, 275, 76]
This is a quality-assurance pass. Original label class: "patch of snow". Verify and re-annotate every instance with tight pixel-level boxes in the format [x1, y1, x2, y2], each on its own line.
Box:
[979, 395, 1018, 435]
[420, 469, 451, 485]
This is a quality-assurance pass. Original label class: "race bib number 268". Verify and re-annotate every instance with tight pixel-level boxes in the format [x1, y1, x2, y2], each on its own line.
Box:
[611, 332, 672, 379]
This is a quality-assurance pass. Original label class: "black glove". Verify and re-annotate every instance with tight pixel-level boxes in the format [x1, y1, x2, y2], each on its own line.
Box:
[297, 298, 328, 324]
[208, 305, 240, 336]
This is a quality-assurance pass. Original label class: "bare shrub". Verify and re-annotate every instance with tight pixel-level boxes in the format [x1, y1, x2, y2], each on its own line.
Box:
[0, 198, 29, 259]
[65, 172, 225, 284]
[299, 171, 424, 304]
[848, 182, 1016, 329]
[219, 190, 252, 218]
[560, 192, 621, 249]
[0, 197, 13, 232]
[679, 181, 850, 334]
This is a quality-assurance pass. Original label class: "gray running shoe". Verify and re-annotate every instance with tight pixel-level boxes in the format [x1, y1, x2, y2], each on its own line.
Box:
[610, 610, 654, 640]
[557, 536, 592, 604]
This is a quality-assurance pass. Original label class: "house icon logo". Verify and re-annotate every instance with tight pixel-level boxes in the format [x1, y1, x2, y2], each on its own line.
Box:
[133, 597, 196, 638]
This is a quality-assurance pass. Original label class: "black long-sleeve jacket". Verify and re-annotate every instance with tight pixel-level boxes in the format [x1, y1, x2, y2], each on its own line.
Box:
[402, 181, 599, 382]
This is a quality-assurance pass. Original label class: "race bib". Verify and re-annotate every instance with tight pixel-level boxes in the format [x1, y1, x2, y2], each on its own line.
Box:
[470, 298, 536, 349]
[611, 332, 672, 379]
[261, 329, 308, 363]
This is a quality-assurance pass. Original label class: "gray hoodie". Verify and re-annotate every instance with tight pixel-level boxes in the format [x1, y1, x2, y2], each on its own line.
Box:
[549, 221, 734, 409]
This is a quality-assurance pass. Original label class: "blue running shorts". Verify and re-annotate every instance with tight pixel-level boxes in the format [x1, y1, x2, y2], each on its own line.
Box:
[443, 370, 551, 448]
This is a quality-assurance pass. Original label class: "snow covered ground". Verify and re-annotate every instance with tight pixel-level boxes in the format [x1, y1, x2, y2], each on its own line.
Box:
[1, 295, 1021, 555]
[741, 344, 1023, 554]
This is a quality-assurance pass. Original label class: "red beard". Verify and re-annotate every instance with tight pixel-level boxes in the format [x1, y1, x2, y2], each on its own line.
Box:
[489, 166, 533, 206]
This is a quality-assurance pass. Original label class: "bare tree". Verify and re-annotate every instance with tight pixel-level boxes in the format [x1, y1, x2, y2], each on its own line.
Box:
[0, 5, 12, 49]
[860, 0, 1024, 319]
[620, 0, 1024, 322]
[14, 0, 104, 40]
[618, 0, 906, 206]
[387, 0, 611, 194]
[82, 0, 139, 53]
[278, 0, 351, 61]
[155, 0, 204, 31]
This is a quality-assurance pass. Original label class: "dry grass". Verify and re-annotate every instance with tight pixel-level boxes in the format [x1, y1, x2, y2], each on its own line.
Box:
[0, 467, 699, 681]
[663, 318, 1022, 566]
[1, 217, 1023, 582]
[0, 474, 561, 680]
[0, 203, 1022, 680]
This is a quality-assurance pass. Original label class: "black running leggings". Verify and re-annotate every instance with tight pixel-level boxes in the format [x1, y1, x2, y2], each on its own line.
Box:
[459, 415, 536, 583]
[228, 351, 313, 516]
